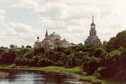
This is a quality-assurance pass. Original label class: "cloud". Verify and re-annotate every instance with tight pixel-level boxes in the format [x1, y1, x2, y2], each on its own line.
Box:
[0, 15, 5, 23]
[39, 17, 66, 29]
[110, 23, 123, 29]
[1, 22, 42, 41]
[66, 25, 86, 33]
[0, 9, 6, 14]
[1, 28, 17, 36]
[10, 0, 40, 9]
[111, 10, 122, 17]
[35, 3, 101, 20]
[5, 22, 33, 33]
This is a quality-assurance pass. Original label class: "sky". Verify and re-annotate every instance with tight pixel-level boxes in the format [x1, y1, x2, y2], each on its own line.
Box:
[0, 0, 126, 48]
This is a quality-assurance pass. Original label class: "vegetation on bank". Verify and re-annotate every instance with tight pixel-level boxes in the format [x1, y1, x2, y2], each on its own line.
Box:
[1, 30, 126, 83]
[0, 71, 8, 77]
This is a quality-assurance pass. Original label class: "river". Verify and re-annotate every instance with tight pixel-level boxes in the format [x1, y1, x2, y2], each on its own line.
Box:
[0, 69, 83, 84]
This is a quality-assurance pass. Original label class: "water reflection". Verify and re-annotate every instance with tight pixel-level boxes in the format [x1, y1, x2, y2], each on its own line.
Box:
[0, 69, 81, 84]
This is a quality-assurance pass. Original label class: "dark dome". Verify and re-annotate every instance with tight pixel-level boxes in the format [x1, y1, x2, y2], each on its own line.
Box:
[49, 31, 61, 37]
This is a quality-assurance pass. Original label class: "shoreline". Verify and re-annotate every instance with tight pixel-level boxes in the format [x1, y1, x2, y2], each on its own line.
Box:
[0, 65, 124, 84]
[0, 66, 90, 84]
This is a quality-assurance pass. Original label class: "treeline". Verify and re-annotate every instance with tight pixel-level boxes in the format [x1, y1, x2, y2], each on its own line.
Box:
[1, 30, 126, 82]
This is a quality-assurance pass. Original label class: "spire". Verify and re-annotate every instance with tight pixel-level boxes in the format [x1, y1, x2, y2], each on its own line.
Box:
[92, 14, 94, 23]
[46, 29, 48, 35]
[37, 36, 39, 41]
[45, 29, 48, 39]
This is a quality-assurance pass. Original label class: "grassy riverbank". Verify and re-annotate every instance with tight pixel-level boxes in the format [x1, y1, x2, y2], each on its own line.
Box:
[0, 71, 8, 77]
[0, 64, 125, 84]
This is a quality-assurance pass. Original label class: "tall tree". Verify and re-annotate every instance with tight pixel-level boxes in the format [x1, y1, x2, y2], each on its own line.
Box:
[10, 44, 15, 49]
[55, 41, 61, 48]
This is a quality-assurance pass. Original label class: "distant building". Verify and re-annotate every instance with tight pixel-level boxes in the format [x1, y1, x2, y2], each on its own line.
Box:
[84, 15, 101, 45]
[0, 46, 9, 52]
[33, 30, 69, 51]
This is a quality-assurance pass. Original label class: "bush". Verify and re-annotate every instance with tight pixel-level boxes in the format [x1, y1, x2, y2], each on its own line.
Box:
[115, 70, 126, 82]
[14, 58, 22, 65]
[81, 56, 103, 75]
[37, 58, 53, 67]
[93, 48, 106, 58]
[23, 53, 33, 59]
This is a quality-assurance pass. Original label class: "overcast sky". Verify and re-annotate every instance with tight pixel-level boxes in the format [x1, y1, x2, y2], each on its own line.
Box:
[0, 0, 126, 48]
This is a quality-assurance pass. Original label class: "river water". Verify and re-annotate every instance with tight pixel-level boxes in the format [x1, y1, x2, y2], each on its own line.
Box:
[0, 69, 83, 84]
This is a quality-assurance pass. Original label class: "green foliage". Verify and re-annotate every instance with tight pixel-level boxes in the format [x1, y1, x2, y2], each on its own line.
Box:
[55, 41, 61, 48]
[115, 70, 126, 82]
[118, 46, 124, 52]
[78, 76, 96, 82]
[23, 53, 33, 59]
[34, 47, 45, 55]
[37, 58, 53, 67]
[93, 48, 106, 58]
[29, 56, 40, 66]
[81, 56, 103, 75]
[64, 48, 72, 55]
[0, 48, 5, 56]
[106, 30, 126, 52]
[10, 44, 15, 49]
[91, 79, 102, 84]
[71, 56, 77, 67]
[7, 63, 16, 68]
[14, 57, 22, 65]
[0, 49, 17, 64]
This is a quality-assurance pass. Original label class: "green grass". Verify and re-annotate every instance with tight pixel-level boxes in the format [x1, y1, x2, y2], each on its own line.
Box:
[0, 71, 8, 77]
[7, 63, 16, 68]
[78, 76, 97, 82]
[91, 79, 102, 84]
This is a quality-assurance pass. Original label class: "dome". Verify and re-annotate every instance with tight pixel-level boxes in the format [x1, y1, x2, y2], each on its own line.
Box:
[63, 38, 66, 42]
[49, 31, 61, 37]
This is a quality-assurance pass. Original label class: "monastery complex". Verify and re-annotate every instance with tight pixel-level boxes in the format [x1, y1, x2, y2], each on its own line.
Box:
[34, 16, 101, 51]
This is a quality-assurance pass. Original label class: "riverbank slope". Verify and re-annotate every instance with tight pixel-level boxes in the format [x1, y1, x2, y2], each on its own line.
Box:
[0, 64, 125, 84]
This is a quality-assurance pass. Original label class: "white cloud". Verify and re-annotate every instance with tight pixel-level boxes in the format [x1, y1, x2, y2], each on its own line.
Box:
[0, 9, 6, 14]
[5, 22, 33, 33]
[0, 15, 5, 23]
[111, 10, 122, 17]
[39, 17, 66, 29]
[35, 3, 101, 20]
[10, 0, 40, 9]
[66, 26, 86, 33]
[1, 28, 17, 36]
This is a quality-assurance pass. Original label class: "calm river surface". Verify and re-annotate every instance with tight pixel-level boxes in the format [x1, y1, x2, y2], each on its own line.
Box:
[0, 69, 83, 84]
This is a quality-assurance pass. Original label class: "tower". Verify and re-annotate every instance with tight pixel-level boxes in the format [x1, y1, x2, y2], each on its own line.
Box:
[45, 29, 48, 39]
[90, 15, 97, 36]
[84, 15, 101, 45]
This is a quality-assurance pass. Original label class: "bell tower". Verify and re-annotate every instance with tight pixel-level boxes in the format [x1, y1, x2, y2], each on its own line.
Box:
[90, 15, 96, 36]
[45, 29, 48, 39]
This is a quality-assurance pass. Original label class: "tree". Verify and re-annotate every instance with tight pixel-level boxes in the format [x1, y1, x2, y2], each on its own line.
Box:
[34, 47, 45, 55]
[106, 30, 126, 52]
[64, 48, 72, 55]
[22, 45, 24, 49]
[10, 44, 15, 49]
[55, 41, 61, 48]
[93, 48, 106, 58]
[26, 45, 32, 48]
[0, 49, 18, 64]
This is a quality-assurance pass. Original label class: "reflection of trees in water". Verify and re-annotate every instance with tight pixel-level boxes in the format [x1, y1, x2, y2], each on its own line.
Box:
[0, 69, 75, 84]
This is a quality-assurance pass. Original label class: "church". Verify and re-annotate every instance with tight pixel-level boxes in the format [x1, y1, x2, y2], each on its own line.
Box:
[84, 16, 101, 45]
[33, 30, 69, 51]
